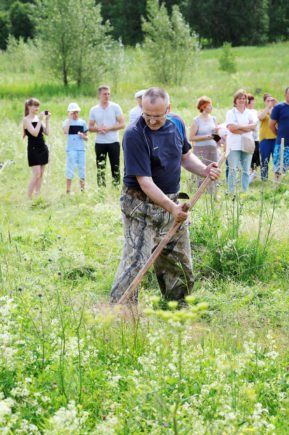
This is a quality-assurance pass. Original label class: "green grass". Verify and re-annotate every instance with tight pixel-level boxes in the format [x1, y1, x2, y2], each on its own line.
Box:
[0, 42, 289, 433]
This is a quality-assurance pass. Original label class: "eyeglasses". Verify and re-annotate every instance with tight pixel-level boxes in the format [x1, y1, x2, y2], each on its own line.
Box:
[142, 110, 168, 121]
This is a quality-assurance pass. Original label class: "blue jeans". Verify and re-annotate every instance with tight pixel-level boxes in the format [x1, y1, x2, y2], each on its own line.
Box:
[259, 139, 275, 180]
[227, 150, 252, 194]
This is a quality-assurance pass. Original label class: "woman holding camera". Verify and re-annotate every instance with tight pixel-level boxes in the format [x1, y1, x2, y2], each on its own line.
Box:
[258, 93, 277, 181]
[189, 96, 219, 194]
[23, 98, 50, 199]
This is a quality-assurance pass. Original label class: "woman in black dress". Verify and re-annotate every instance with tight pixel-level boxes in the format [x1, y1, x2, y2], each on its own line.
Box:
[23, 98, 50, 199]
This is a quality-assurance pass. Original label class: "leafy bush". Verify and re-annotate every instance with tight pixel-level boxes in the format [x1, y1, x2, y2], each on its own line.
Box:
[142, 0, 200, 84]
[4, 36, 41, 74]
[219, 42, 237, 73]
[191, 196, 274, 283]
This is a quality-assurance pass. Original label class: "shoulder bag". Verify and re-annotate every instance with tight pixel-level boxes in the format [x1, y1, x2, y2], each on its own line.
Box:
[234, 109, 255, 154]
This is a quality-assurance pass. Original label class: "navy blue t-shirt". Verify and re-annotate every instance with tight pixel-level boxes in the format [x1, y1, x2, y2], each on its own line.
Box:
[271, 102, 289, 147]
[167, 112, 187, 140]
[123, 116, 191, 194]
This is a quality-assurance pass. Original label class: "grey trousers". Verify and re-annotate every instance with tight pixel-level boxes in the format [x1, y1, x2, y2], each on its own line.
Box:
[110, 187, 194, 303]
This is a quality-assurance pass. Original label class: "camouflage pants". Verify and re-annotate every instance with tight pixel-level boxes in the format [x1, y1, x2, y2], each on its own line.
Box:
[110, 187, 194, 303]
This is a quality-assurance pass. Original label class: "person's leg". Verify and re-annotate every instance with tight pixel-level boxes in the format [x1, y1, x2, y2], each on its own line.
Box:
[66, 151, 75, 193]
[249, 141, 260, 183]
[110, 192, 153, 303]
[273, 143, 281, 185]
[107, 142, 120, 185]
[240, 151, 252, 192]
[154, 221, 194, 302]
[66, 179, 72, 193]
[27, 165, 41, 199]
[226, 159, 229, 180]
[260, 139, 271, 180]
[34, 165, 46, 194]
[77, 151, 86, 191]
[227, 150, 241, 194]
[284, 147, 289, 174]
[95, 143, 107, 187]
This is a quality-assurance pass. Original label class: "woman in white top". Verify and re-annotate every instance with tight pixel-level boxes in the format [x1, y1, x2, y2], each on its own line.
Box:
[189, 96, 219, 193]
[226, 89, 256, 194]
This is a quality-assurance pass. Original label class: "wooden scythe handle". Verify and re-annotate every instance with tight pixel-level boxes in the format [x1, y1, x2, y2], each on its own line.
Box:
[118, 154, 226, 304]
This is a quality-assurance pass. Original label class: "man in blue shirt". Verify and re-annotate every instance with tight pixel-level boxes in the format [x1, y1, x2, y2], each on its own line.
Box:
[270, 86, 289, 178]
[110, 87, 220, 305]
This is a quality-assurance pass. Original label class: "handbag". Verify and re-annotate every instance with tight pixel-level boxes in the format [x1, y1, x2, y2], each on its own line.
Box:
[240, 135, 255, 154]
[233, 109, 255, 154]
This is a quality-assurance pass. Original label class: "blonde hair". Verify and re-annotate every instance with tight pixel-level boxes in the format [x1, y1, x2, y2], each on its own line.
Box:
[24, 97, 40, 116]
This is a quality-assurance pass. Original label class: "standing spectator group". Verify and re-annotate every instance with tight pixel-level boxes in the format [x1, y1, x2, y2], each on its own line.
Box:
[23, 85, 289, 200]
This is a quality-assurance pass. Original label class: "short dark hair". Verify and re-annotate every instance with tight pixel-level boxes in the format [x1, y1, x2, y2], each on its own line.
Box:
[98, 85, 110, 94]
[285, 87, 289, 94]
[263, 92, 272, 102]
[142, 87, 169, 106]
[247, 93, 255, 104]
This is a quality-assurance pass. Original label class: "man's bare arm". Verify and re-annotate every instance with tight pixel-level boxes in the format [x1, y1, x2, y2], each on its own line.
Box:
[136, 176, 187, 223]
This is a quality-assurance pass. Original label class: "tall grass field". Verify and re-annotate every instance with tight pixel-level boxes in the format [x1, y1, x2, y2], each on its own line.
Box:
[0, 42, 289, 433]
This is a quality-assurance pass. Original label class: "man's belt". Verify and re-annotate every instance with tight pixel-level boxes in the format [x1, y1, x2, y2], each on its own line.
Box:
[122, 185, 148, 201]
[122, 185, 184, 202]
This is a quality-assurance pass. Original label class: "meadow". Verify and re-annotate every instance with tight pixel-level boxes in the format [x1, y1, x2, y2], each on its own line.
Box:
[0, 41, 289, 433]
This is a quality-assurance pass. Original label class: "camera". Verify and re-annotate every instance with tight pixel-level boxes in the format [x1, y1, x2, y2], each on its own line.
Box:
[44, 110, 49, 115]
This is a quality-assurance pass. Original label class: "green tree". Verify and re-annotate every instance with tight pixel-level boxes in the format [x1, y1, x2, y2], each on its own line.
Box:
[268, 0, 289, 42]
[9, 1, 35, 41]
[0, 11, 10, 49]
[185, 0, 269, 47]
[101, 0, 146, 45]
[36, 0, 113, 87]
[142, 0, 199, 84]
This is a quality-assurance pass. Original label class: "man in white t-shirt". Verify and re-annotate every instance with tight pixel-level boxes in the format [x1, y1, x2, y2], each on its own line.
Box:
[89, 85, 125, 186]
[129, 89, 146, 124]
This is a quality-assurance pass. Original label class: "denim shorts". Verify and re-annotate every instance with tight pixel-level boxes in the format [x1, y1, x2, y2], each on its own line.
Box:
[66, 150, 86, 179]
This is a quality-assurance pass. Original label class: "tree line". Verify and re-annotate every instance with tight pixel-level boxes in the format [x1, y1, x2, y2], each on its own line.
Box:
[1, 0, 289, 49]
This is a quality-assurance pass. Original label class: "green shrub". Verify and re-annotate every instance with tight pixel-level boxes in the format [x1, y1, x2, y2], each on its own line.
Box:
[219, 42, 237, 73]
[142, 0, 200, 84]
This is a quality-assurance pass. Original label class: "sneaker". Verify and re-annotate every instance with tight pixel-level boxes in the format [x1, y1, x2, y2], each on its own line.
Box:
[249, 170, 257, 184]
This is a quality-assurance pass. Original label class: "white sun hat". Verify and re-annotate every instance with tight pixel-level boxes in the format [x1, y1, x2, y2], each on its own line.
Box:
[134, 89, 147, 99]
[67, 102, 81, 112]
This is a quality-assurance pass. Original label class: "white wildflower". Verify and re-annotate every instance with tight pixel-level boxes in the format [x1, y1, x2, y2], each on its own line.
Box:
[44, 400, 88, 434]
[15, 419, 40, 434]
[265, 350, 279, 360]
[93, 415, 119, 434]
